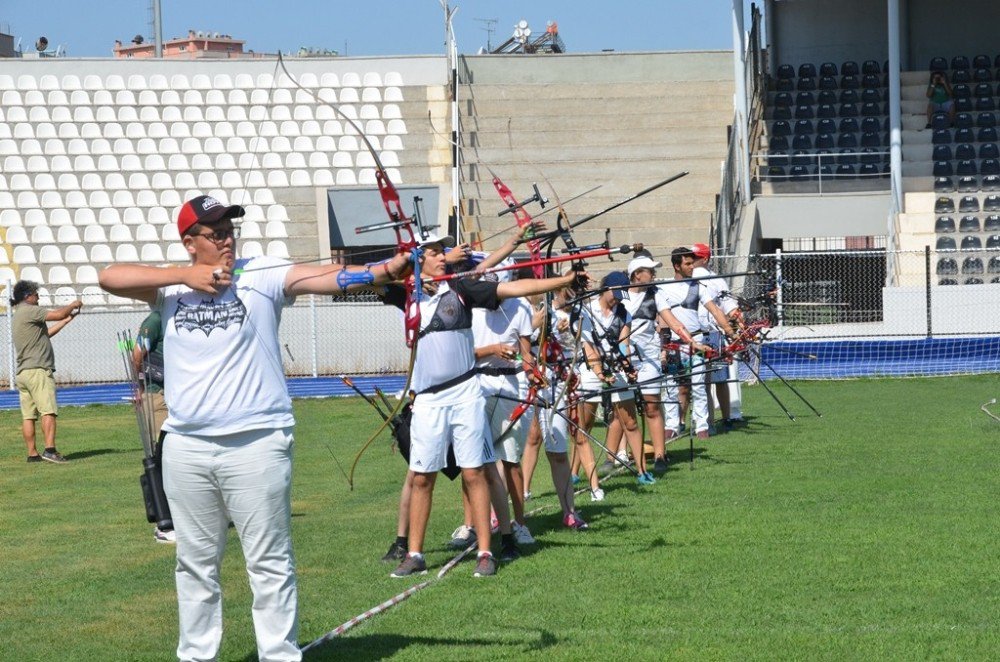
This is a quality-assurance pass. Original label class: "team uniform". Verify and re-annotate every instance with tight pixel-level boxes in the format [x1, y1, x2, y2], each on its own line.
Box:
[156, 254, 301, 662]
[623, 286, 673, 396]
[694, 265, 737, 384]
[537, 307, 580, 454]
[384, 278, 501, 473]
[578, 299, 635, 403]
[473, 297, 534, 462]
[658, 278, 720, 435]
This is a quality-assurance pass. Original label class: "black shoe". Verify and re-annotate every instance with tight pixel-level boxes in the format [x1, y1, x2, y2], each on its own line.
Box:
[381, 540, 407, 563]
[653, 456, 668, 474]
[27, 455, 42, 463]
[499, 540, 520, 563]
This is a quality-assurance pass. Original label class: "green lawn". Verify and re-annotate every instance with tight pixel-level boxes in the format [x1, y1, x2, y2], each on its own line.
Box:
[1, 375, 998, 660]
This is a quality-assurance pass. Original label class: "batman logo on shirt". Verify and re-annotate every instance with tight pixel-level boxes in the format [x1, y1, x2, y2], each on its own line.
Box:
[174, 297, 247, 336]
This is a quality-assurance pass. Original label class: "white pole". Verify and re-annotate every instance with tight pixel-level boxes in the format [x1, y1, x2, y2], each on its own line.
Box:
[309, 295, 318, 378]
[6, 279, 14, 390]
[888, 0, 903, 210]
[732, 0, 751, 201]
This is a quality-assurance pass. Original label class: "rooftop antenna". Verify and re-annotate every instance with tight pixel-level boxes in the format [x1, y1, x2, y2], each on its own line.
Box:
[474, 17, 498, 52]
[149, 0, 163, 57]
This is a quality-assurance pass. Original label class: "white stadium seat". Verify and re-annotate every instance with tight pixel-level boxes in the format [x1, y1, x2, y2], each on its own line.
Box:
[240, 241, 263, 258]
[109, 224, 133, 242]
[21, 267, 45, 284]
[81, 286, 106, 306]
[167, 243, 189, 262]
[140, 244, 165, 262]
[13, 245, 37, 263]
[6, 226, 29, 244]
[90, 244, 113, 262]
[48, 267, 73, 285]
[1, 209, 22, 227]
[313, 169, 334, 186]
[57, 226, 82, 243]
[66, 245, 89, 263]
[32, 226, 57, 244]
[115, 244, 140, 262]
[75, 265, 99, 283]
[48, 209, 72, 227]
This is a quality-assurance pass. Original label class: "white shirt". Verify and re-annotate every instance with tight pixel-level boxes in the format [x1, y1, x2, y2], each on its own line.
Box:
[658, 278, 717, 336]
[623, 286, 672, 363]
[693, 265, 736, 331]
[472, 297, 533, 369]
[156, 256, 295, 436]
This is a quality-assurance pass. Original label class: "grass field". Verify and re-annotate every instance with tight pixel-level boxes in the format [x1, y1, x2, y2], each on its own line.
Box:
[1, 374, 998, 661]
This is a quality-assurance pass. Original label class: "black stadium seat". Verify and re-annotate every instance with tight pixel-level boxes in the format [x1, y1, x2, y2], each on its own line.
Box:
[933, 129, 952, 144]
[789, 165, 810, 180]
[836, 164, 856, 177]
[862, 88, 882, 103]
[964, 278, 984, 285]
[955, 127, 976, 143]
[962, 256, 984, 273]
[815, 133, 834, 149]
[955, 143, 976, 160]
[959, 215, 981, 231]
[983, 176, 1000, 191]
[958, 176, 980, 193]
[956, 159, 978, 176]
[959, 196, 980, 213]
[839, 88, 859, 104]
[775, 78, 794, 92]
[929, 56, 948, 71]
[819, 62, 838, 76]
[935, 197, 956, 214]
[862, 60, 880, 75]
[841, 61, 860, 76]
[974, 82, 993, 97]
[987, 235, 1000, 248]
[840, 75, 859, 90]
[983, 159, 1000, 176]
[838, 132, 858, 149]
[978, 112, 997, 128]
[961, 236, 983, 250]
[973, 54, 992, 69]
[796, 91, 815, 106]
[936, 258, 958, 275]
[859, 163, 879, 177]
[955, 113, 974, 128]
[797, 76, 816, 91]
[953, 83, 972, 99]
[932, 145, 953, 161]
[839, 117, 860, 133]
[792, 134, 814, 150]
[956, 97, 974, 113]
[934, 176, 955, 193]
[819, 75, 838, 90]
[934, 161, 954, 177]
[766, 165, 787, 180]
[935, 216, 956, 233]
[976, 97, 996, 112]
[772, 120, 791, 137]
[936, 236, 956, 249]
[862, 74, 881, 89]
[798, 63, 817, 78]
[794, 119, 814, 135]
[978, 127, 998, 142]
[816, 118, 836, 134]
[772, 106, 792, 120]
[932, 113, 951, 130]
[861, 131, 881, 147]
[769, 135, 789, 151]
[980, 143, 999, 159]
[952, 55, 971, 70]
[795, 105, 815, 119]
[989, 256, 1000, 273]
[791, 150, 812, 166]
[818, 90, 837, 105]
[985, 214, 1000, 231]
[816, 104, 836, 118]
[774, 91, 793, 106]
[952, 69, 971, 84]
[776, 64, 795, 79]
[984, 194, 1000, 211]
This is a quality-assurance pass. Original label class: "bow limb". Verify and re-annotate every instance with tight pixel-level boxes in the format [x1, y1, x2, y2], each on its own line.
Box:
[275, 55, 423, 488]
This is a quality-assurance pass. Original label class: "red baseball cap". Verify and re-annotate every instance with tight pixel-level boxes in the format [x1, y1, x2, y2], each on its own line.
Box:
[691, 243, 712, 260]
[177, 195, 246, 235]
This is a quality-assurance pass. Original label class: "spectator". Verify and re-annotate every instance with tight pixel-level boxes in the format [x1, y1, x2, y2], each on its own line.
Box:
[926, 70, 955, 128]
[11, 280, 81, 463]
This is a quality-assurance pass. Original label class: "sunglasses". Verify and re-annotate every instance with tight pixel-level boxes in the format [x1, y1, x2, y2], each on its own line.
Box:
[192, 227, 240, 243]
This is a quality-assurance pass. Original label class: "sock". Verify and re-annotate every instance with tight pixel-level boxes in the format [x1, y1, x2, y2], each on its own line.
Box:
[477, 550, 493, 559]
[407, 552, 424, 560]
[395, 535, 407, 547]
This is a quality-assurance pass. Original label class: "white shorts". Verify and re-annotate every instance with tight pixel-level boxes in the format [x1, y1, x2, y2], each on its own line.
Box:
[635, 358, 662, 395]
[537, 376, 573, 454]
[485, 391, 524, 463]
[409, 396, 495, 472]
[705, 331, 729, 384]
[579, 365, 634, 403]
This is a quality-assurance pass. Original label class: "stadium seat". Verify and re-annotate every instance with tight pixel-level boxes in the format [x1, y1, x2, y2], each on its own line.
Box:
[936, 216, 956, 233]
[140, 245, 165, 262]
[932, 129, 952, 145]
[956, 160, 978, 176]
[935, 236, 956, 250]
[266, 241, 290, 258]
[959, 215, 981, 232]
[990, 257, 1000, 273]
[962, 256, 984, 273]
[937, 278, 958, 285]
[933, 161, 954, 177]
[776, 64, 795, 79]
[48, 267, 72, 285]
[935, 258, 958, 275]
[934, 176, 955, 193]
[64, 245, 88, 265]
[935, 197, 956, 214]
[13, 246, 37, 263]
[818, 76, 837, 91]
[840, 75, 859, 90]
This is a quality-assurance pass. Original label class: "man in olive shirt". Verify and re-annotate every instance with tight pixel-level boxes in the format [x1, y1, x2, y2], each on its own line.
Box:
[10, 280, 82, 463]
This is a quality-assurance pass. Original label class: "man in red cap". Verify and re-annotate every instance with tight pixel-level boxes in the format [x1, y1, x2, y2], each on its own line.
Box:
[691, 243, 742, 430]
[100, 194, 412, 662]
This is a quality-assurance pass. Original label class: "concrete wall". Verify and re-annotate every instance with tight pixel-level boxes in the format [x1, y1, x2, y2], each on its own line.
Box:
[907, 0, 1000, 71]
[771, 0, 887, 69]
[754, 193, 892, 238]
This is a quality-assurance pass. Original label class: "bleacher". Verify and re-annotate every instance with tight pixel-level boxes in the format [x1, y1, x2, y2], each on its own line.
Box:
[762, 59, 891, 184]
[897, 55, 1000, 285]
[0, 65, 413, 306]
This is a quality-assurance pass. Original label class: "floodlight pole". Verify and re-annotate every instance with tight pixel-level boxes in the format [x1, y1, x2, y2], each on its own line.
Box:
[887, 0, 902, 209]
[152, 0, 163, 58]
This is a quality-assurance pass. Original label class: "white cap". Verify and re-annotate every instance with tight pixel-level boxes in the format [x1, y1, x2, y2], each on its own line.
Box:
[418, 232, 456, 248]
[627, 256, 662, 277]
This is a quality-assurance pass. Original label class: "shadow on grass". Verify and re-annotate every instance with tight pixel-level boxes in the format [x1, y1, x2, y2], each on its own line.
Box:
[63, 448, 134, 460]
[299, 628, 562, 660]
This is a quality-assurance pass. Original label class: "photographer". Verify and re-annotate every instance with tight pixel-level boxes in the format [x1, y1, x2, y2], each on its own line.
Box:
[926, 70, 954, 128]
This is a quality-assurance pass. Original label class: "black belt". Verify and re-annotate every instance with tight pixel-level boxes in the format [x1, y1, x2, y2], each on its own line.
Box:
[476, 366, 519, 377]
[417, 367, 478, 396]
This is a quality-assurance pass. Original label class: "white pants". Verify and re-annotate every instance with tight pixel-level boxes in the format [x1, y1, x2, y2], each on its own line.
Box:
[162, 427, 300, 662]
[482, 373, 523, 463]
[662, 351, 709, 434]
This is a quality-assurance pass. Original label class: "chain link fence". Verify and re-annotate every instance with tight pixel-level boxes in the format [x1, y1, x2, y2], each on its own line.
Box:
[3, 250, 999, 388]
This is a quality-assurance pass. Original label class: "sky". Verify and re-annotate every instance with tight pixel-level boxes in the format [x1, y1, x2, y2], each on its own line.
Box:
[0, 1, 737, 58]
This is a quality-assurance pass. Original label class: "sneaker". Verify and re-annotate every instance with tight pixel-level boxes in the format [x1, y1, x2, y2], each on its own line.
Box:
[563, 511, 589, 530]
[40, 449, 67, 464]
[723, 419, 735, 432]
[571, 474, 581, 485]
[448, 525, 475, 549]
[154, 527, 176, 544]
[638, 472, 656, 486]
[381, 540, 407, 563]
[596, 459, 615, 477]
[590, 487, 605, 502]
[473, 552, 497, 577]
[523, 490, 533, 501]
[653, 456, 668, 474]
[27, 455, 42, 463]
[512, 521, 536, 545]
[391, 554, 428, 578]
[499, 539, 521, 563]
[697, 430, 710, 440]
[614, 451, 630, 466]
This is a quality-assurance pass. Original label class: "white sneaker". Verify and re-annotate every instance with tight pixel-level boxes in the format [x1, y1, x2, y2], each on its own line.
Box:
[590, 487, 605, 502]
[154, 527, 176, 544]
[448, 524, 475, 549]
[614, 452, 629, 465]
[513, 521, 536, 545]
[523, 490, 533, 501]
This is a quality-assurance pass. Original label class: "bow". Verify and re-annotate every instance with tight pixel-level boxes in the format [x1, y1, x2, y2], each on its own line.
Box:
[274, 54, 423, 489]
[489, 171, 546, 278]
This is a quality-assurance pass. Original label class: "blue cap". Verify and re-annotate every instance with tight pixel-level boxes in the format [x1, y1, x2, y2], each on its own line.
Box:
[600, 270, 630, 300]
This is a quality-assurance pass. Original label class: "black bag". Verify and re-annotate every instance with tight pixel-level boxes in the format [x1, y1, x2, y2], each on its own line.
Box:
[139, 436, 173, 529]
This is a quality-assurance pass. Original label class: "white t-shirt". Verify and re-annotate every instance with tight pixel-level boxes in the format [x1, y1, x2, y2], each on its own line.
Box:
[156, 256, 295, 436]
[693, 265, 736, 331]
[472, 297, 533, 369]
[658, 278, 717, 336]
[623, 286, 672, 363]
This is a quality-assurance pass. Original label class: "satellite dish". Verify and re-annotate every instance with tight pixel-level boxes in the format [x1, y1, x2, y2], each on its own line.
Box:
[517, 19, 528, 30]
[523, 28, 532, 38]
[35, 36, 48, 51]
[132, 34, 144, 45]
